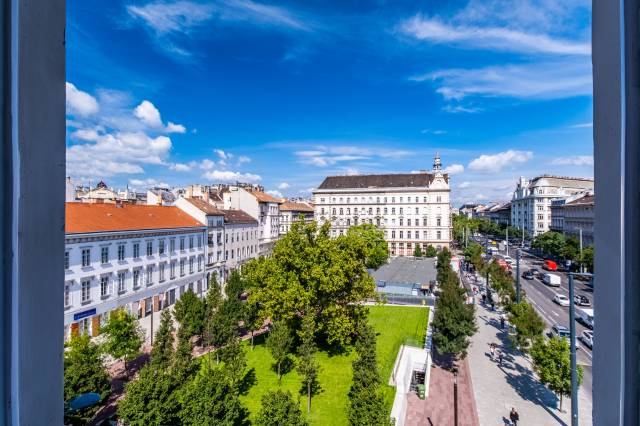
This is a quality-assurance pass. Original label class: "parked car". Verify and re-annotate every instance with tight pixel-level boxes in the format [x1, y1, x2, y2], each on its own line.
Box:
[574, 295, 591, 306]
[577, 308, 595, 329]
[581, 330, 594, 349]
[529, 268, 540, 277]
[548, 324, 581, 349]
[503, 256, 515, 265]
[542, 273, 562, 287]
[522, 270, 534, 280]
[553, 294, 571, 307]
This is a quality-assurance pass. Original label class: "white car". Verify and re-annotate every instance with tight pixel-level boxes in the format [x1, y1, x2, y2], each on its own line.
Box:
[581, 330, 594, 349]
[553, 294, 571, 307]
[503, 256, 515, 265]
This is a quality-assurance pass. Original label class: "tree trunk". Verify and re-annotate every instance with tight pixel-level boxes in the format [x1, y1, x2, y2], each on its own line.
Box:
[251, 331, 254, 349]
[559, 393, 563, 412]
[307, 381, 311, 413]
[278, 361, 281, 383]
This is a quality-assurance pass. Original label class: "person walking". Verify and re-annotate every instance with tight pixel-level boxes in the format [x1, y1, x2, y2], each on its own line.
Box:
[489, 343, 495, 359]
[498, 350, 503, 366]
[509, 407, 520, 425]
[500, 313, 506, 330]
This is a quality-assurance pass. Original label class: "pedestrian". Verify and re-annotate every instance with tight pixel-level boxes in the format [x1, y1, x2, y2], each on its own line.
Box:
[489, 343, 495, 359]
[482, 293, 486, 304]
[500, 313, 506, 329]
[509, 407, 520, 426]
[498, 350, 503, 366]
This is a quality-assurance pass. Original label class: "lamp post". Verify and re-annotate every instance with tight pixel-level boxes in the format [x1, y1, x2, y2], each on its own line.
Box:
[453, 367, 459, 426]
[515, 249, 521, 303]
[567, 261, 578, 426]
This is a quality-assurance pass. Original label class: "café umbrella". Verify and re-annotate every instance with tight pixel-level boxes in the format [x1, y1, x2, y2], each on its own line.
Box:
[66, 392, 101, 412]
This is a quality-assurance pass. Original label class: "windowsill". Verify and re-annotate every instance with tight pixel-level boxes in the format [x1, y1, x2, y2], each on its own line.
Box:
[146, 282, 153, 287]
[81, 300, 92, 306]
[101, 294, 110, 300]
[118, 290, 127, 295]
[118, 260, 127, 264]
[133, 257, 141, 261]
[133, 285, 141, 291]
[159, 279, 165, 283]
[81, 266, 93, 271]
[64, 305, 71, 311]
[101, 262, 111, 267]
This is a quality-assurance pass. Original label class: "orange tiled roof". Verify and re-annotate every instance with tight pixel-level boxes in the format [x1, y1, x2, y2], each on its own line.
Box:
[280, 201, 314, 212]
[184, 197, 224, 215]
[248, 189, 283, 203]
[66, 202, 205, 234]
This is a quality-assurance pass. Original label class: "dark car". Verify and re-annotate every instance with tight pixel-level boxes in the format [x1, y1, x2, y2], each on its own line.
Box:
[574, 295, 591, 306]
[522, 270, 534, 280]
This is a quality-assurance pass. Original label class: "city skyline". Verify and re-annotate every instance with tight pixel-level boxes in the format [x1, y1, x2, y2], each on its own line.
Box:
[66, 0, 593, 205]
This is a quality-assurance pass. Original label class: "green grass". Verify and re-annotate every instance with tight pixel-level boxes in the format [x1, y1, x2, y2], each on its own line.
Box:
[232, 305, 429, 425]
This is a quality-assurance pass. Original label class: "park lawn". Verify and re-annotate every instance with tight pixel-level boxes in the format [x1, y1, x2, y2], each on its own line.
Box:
[231, 305, 428, 425]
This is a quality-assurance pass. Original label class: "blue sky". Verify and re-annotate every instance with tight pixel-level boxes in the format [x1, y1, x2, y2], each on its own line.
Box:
[66, 0, 593, 205]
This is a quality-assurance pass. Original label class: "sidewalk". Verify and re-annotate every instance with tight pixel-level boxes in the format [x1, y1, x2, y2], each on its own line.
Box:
[469, 297, 589, 425]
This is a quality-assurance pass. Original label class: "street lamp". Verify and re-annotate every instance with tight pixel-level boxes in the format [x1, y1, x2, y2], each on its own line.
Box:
[566, 260, 580, 426]
[453, 367, 459, 426]
[515, 249, 521, 303]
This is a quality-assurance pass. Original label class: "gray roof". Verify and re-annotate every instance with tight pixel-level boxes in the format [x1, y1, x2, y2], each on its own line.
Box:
[317, 172, 444, 190]
[370, 257, 437, 288]
[222, 209, 258, 225]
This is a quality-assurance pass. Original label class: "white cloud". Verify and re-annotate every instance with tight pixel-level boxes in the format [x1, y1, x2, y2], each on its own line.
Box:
[237, 155, 251, 165]
[200, 159, 216, 170]
[399, 15, 589, 56]
[218, 0, 309, 31]
[66, 82, 99, 117]
[413, 60, 592, 101]
[420, 129, 447, 135]
[551, 155, 593, 166]
[214, 149, 232, 160]
[266, 189, 283, 198]
[458, 181, 472, 189]
[442, 104, 483, 114]
[278, 182, 290, 189]
[127, 1, 215, 35]
[134, 100, 186, 132]
[169, 162, 193, 172]
[345, 168, 360, 176]
[468, 150, 533, 173]
[294, 145, 412, 167]
[444, 164, 464, 175]
[202, 170, 262, 183]
[569, 122, 593, 129]
[130, 178, 169, 188]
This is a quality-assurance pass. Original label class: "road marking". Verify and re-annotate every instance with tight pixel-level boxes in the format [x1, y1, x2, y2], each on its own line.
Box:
[552, 311, 560, 317]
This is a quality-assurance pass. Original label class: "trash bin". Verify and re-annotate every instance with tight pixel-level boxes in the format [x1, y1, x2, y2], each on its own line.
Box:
[417, 384, 426, 399]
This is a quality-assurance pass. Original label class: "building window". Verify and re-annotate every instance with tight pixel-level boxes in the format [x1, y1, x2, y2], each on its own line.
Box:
[133, 243, 140, 259]
[159, 240, 165, 255]
[159, 263, 165, 282]
[180, 237, 185, 251]
[118, 244, 125, 261]
[423, 218, 427, 226]
[400, 218, 404, 226]
[407, 219, 411, 226]
[339, 208, 344, 215]
[81, 280, 91, 303]
[198, 255, 203, 271]
[437, 231, 442, 240]
[437, 196, 442, 203]
[118, 272, 126, 293]
[100, 276, 109, 298]
[400, 231, 404, 239]
[189, 257, 194, 274]
[146, 265, 153, 285]
[180, 259, 185, 276]
[400, 208, 403, 215]
[146, 241, 153, 256]
[415, 197, 419, 203]
[64, 283, 71, 307]
[189, 236, 194, 249]
[415, 207, 419, 214]
[64, 251, 69, 270]
[170, 261, 176, 279]
[170, 239, 176, 252]
[99, 246, 109, 264]
[81, 248, 91, 267]
[133, 269, 141, 288]
[436, 218, 441, 227]
[197, 235, 202, 248]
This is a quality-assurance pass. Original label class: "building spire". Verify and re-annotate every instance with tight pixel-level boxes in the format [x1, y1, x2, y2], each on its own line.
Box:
[433, 152, 442, 171]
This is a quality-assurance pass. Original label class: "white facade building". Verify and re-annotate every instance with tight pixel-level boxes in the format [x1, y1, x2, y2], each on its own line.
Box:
[222, 209, 260, 271]
[279, 200, 314, 235]
[563, 194, 595, 246]
[64, 203, 207, 340]
[223, 186, 282, 255]
[312, 155, 452, 256]
[510, 176, 594, 236]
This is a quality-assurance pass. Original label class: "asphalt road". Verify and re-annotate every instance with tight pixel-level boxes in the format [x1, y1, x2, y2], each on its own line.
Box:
[487, 242, 594, 402]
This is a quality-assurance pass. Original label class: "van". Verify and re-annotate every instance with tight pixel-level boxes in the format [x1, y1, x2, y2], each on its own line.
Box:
[542, 273, 561, 287]
[577, 308, 594, 329]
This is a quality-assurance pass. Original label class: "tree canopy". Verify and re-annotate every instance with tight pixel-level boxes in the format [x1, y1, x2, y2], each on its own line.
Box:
[64, 334, 111, 406]
[173, 288, 205, 340]
[244, 220, 377, 346]
[508, 301, 545, 351]
[266, 321, 293, 381]
[255, 390, 307, 426]
[346, 223, 389, 269]
[101, 308, 143, 368]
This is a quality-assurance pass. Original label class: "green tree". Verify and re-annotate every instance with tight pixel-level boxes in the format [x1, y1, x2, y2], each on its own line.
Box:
[297, 314, 320, 413]
[173, 331, 196, 380]
[531, 337, 583, 412]
[413, 244, 423, 257]
[266, 321, 293, 382]
[245, 220, 377, 346]
[532, 231, 566, 258]
[347, 322, 392, 426]
[244, 300, 262, 349]
[432, 267, 477, 359]
[151, 309, 175, 368]
[424, 244, 438, 257]
[64, 334, 111, 422]
[255, 390, 307, 426]
[204, 274, 223, 321]
[486, 261, 516, 308]
[217, 338, 247, 387]
[178, 364, 246, 426]
[101, 308, 143, 373]
[508, 301, 545, 351]
[580, 246, 594, 272]
[463, 242, 484, 271]
[347, 223, 389, 269]
[117, 364, 181, 426]
[173, 288, 205, 340]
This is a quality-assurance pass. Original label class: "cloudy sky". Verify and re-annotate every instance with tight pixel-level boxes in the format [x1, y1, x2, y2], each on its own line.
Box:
[66, 0, 593, 205]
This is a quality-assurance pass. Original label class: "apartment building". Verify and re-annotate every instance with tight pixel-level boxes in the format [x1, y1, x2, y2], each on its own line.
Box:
[223, 185, 282, 255]
[312, 155, 452, 256]
[563, 194, 595, 246]
[64, 203, 207, 340]
[279, 200, 314, 235]
[222, 209, 260, 271]
[511, 175, 594, 236]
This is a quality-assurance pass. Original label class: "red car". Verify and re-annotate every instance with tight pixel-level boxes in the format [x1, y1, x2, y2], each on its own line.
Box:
[543, 260, 557, 271]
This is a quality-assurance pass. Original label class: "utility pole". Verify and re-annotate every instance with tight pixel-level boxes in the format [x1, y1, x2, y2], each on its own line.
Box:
[568, 268, 578, 426]
[506, 226, 509, 257]
[579, 228, 583, 273]
[516, 249, 521, 303]
[453, 368, 459, 426]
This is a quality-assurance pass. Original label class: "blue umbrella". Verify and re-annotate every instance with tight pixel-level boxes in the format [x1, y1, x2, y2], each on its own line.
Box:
[67, 392, 101, 411]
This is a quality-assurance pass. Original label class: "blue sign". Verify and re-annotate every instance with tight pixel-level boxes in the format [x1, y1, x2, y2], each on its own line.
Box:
[73, 308, 96, 321]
